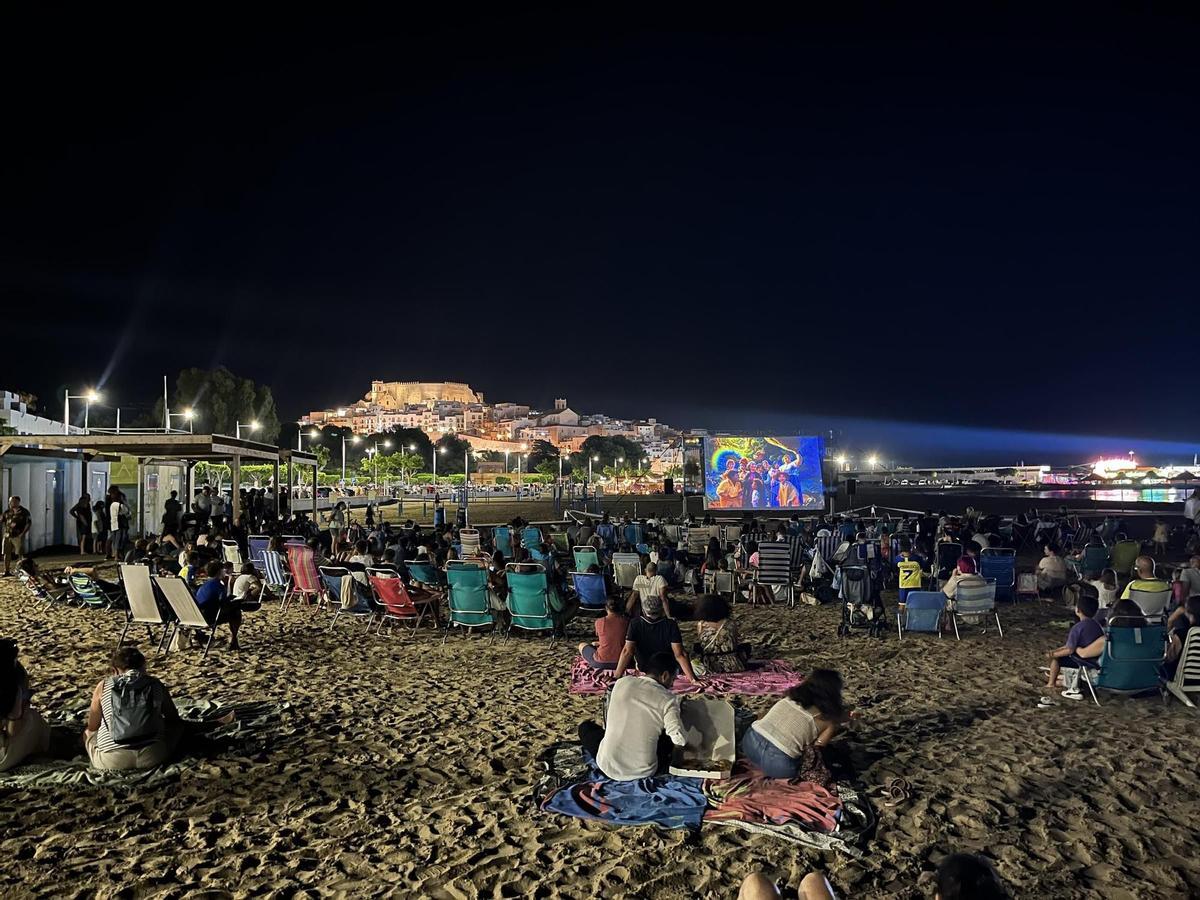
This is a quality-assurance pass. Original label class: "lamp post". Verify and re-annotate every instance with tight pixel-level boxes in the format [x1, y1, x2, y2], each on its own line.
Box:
[167, 407, 194, 433]
[589, 454, 599, 487]
[868, 455, 878, 472]
[236, 420, 260, 440]
[434, 445, 446, 483]
[342, 434, 361, 484]
[63, 389, 101, 434]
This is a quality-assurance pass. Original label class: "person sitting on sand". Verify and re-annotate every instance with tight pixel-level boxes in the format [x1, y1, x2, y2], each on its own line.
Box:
[232, 562, 268, 606]
[630, 559, 668, 617]
[85, 646, 182, 771]
[577, 651, 686, 780]
[739, 851, 1008, 899]
[612, 592, 699, 683]
[1120, 555, 1169, 600]
[194, 561, 244, 651]
[740, 669, 852, 780]
[0, 638, 51, 771]
[577, 595, 628, 671]
[1044, 593, 1105, 697]
[693, 593, 750, 673]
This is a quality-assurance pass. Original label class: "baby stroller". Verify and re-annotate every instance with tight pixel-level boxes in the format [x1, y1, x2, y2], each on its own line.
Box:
[835, 564, 886, 638]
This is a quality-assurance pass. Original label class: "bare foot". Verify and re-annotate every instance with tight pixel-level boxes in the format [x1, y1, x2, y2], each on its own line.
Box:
[215, 711, 237, 725]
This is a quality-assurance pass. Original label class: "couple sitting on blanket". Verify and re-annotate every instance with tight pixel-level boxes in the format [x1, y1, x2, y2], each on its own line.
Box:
[1, 642, 230, 773]
[576, 660, 851, 783]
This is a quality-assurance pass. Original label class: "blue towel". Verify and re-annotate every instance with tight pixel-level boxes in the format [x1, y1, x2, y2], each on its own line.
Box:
[543, 770, 708, 831]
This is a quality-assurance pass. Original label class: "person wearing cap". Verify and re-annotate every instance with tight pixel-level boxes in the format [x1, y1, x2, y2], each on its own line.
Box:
[612, 589, 699, 683]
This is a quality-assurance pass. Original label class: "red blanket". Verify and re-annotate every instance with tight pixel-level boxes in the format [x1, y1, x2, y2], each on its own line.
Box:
[704, 763, 842, 832]
[569, 657, 802, 696]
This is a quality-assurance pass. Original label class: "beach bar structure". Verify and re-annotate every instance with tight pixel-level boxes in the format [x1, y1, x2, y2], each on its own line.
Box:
[0, 432, 319, 539]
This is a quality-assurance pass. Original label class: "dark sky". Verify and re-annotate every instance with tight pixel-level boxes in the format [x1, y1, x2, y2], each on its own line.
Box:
[3, 8, 1197, 462]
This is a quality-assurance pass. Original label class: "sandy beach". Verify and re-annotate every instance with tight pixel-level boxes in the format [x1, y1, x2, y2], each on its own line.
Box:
[3, 561, 1200, 899]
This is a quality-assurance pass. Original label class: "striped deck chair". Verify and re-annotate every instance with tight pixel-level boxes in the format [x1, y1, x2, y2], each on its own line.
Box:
[1163, 626, 1200, 708]
[260, 549, 292, 604]
[118, 564, 171, 654]
[951, 579, 1002, 639]
[17, 569, 67, 608]
[459, 528, 482, 557]
[70, 572, 122, 609]
[221, 540, 244, 568]
[686, 528, 709, 559]
[284, 544, 322, 612]
[897, 591, 945, 640]
[815, 532, 841, 565]
[755, 541, 794, 606]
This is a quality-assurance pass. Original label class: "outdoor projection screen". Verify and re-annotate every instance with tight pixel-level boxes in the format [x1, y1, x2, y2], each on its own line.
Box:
[703, 435, 825, 511]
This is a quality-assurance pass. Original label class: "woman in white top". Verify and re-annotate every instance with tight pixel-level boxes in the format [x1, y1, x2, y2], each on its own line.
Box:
[741, 669, 851, 779]
[0, 639, 51, 771]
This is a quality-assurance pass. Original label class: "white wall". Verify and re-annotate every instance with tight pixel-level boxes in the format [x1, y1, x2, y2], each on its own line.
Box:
[0, 455, 110, 552]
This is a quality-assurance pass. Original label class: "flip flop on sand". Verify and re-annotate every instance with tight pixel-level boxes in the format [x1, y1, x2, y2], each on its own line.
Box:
[1061, 690, 1084, 701]
[884, 777, 911, 807]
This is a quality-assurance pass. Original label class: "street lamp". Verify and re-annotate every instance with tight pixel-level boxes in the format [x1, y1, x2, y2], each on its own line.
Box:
[167, 407, 194, 434]
[837, 455, 848, 471]
[63, 388, 102, 434]
[589, 454, 599, 487]
[343, 434, 361, 483]
[868, 455, 878, 471]
[236, 420, 260, 440]
[434, 445, 447, 482]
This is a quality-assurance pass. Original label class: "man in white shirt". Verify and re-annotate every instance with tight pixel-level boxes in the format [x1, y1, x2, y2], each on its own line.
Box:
[577, 652, 687, 780]
[631, 560, 668, 615]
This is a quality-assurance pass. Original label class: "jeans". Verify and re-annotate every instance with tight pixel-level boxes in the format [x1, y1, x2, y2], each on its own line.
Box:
[741, 726, 800, 778]
[581, 644, 617, 670]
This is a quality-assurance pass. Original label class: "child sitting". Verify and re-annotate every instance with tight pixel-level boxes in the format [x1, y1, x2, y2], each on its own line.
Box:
[577, 595, 628, 671]
[894, 541, 926, 607]
[1044, 593, 1105, 699]
[1086, 568, 1119, 609]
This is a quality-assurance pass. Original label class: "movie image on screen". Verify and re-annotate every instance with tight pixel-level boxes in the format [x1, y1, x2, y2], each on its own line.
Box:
[703, 435, 825, 511]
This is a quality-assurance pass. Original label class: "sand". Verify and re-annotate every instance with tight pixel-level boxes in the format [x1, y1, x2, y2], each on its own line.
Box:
[3, 566, 1200, 898]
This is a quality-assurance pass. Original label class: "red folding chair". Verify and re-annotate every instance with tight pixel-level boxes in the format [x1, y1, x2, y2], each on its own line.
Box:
[368, 568, 433, 637]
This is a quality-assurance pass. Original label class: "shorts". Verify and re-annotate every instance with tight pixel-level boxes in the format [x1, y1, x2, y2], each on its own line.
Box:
[4, 535, 24, 563]
[898, 588, 915, 605]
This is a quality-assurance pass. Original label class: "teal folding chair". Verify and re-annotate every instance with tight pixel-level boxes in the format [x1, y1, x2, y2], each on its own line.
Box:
[504, 563, 557, 645]
[1081, 617, 1166, 705]
[573, 546, 600, 572]
[493, 526, 514, 560]
[444, 562, 496, 644]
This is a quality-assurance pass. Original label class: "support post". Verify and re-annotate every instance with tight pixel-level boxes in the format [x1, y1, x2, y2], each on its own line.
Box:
[272, 458, 281, 523]
[311, 464, 319, 519]
[136, 458, 145, 537]
[231, 454, 242, 525]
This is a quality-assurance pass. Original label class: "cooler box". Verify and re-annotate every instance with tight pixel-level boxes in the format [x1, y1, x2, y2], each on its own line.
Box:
[669, 697, 736, 780]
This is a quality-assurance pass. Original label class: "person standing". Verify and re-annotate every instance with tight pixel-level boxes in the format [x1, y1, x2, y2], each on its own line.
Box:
[69, 492, 93, 555]
[2, 497, 32, 576]
[107, 489, 129, 561]
[162, 490, 183, 535]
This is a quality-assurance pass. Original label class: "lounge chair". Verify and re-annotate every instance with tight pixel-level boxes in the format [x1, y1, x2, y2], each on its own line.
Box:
[247, 535, 271, 573]
[622, 523, 643, 547]
[16, 570, 67, 608]
[1078, 616, 1167, 705]
[369, 568, 433, 638]
[118, 564, 171, 654]
[721, 524, 742, 548]
[221, 539, 244, 568]
[504, 563, 557, 644]
[493, 526, 514, 560]
[321, 565, 376, 629]
[755, 542, 794, 607]
[284, 544, 322, 612]
[979, 548, 1016, 602]
[406, 560, 446, 591]
[1162, 626, 1200, 708]
[573, 546, 600, 572]
[1079, 544, 1109, 575]
[459, 528, 482, 558]
[260, 549, 292, 604]
[69, 572, 122, 609]
[153, 575, 222, 659]
[686, 529, 709, 559]
[1128, 587, 1171, 620]
[443, 562, 495, 644]
[897, 590, 945, 639]
[522, 525, 544, 550]
[703, 569, 736, 602]
[951, 579, 1002, 639]
[571, 571, 608, 613]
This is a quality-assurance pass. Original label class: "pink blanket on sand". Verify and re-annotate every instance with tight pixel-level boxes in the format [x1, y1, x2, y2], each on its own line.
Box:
[569, 657, 802, 696]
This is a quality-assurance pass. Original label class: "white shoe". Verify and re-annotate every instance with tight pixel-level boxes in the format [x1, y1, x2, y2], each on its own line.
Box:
[1061, 689, 1084, 701]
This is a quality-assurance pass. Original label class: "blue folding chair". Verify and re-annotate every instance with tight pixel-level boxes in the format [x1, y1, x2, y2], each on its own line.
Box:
[623, 523, 643, 547]
[980, 548, 1016, 602]
[897, 591, 945, 639]
[248, 535, 271, 573]
[571, 570, 608, 612]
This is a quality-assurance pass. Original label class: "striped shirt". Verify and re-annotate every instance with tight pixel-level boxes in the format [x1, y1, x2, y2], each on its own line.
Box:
[94, 673, 169, 752]
[751, 698, 820, 759]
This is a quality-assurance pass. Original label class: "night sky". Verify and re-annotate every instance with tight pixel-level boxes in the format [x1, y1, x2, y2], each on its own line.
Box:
[3, 9, 1197, 463]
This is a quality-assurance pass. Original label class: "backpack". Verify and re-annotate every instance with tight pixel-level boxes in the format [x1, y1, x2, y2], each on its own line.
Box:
[108, 673, 163, 745]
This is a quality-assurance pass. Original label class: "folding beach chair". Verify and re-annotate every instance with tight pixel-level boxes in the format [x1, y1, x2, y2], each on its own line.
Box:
[320, 566, 376, 629]
[1015, 571, 1039, 602]
[493, 526, 514, 559]
[935, 542, 963, 588]
[443, 561, 495, 644]
[720, 524, 742, 548]
[259, 549, 292, 604]
[1079, 617, 1167, 705]
[284, 544, 322, 612]
[221, 539, 244, 568]
[573, 546, 600, 572]
[407, 560, 447, 592]
[16, 569, 67, 608]
[153, 575, 221, 659]
[1079, 544, 1109, 576]
[611, 552, 641, 593]
[521, 525, 544, 550]
[247, 535, 271, 573]
[662, 523, 680, 546]
[622, 523, 643, 548]
[755, 542, 794, 607]
[815, 532, 841, 565]
[118, 564, 171, 654]
[1128, 587, 1171, 621]
[504, 563, 557, 644]
[897, 591, 945, 640]
[951, 579, 1002, 639]
[369, 568, 433, 638]
[528, 545, 554, 570]
[686, 529, 709, 559]
[571, 570, 608, 614]
[550, 532, 570, 555]
[69, 572, 122, 609]
[979, 548, 1016, 602]
[703, 569, 736, 602]
[1162, 627, 1200, 708]
[1110, 540, 1141, 579]
[459, 528, 482, 557]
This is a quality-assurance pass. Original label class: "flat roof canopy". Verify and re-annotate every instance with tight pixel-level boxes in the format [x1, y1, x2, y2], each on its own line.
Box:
[0, 433, 318, 465]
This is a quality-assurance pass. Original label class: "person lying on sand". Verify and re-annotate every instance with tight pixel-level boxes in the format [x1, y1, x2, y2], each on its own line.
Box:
[740, 669, 852, 780]
[577, 651, 686, 780]
[0, 638, 51, 772]
[1044, 592, 1105, 697]
[738, 851, 1009, 899]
